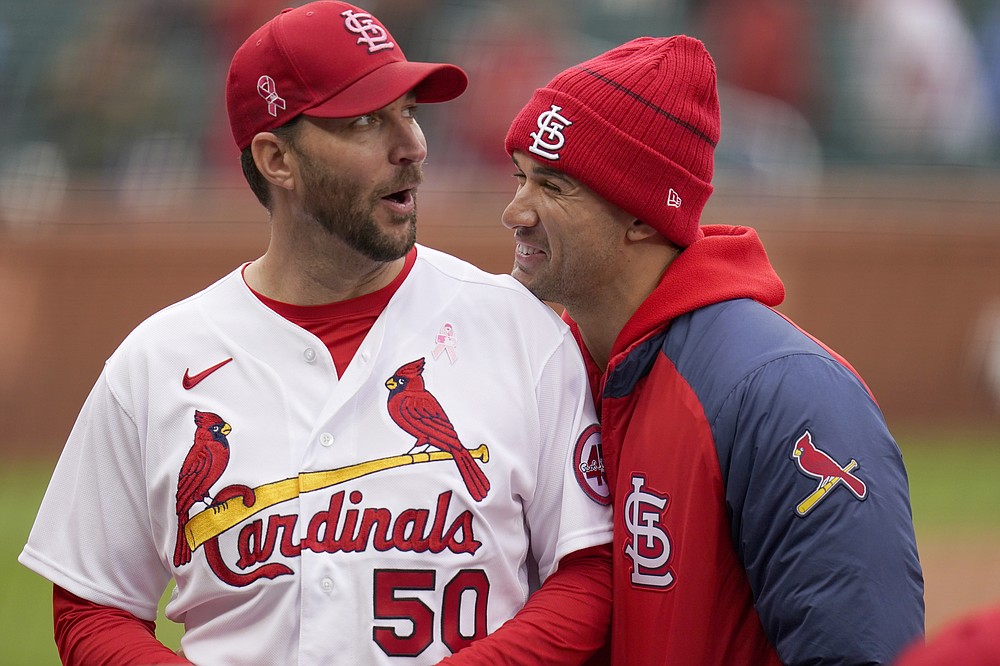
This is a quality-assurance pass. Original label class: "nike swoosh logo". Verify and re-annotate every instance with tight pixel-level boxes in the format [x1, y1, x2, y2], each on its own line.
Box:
[183, 358, 233, 390]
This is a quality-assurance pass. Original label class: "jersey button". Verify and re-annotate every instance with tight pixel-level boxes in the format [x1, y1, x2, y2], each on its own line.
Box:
[303, 348, 317, 363]
[320, 433, 334, 447]
[320, 577, 334, 593]
[360, 350, 370, 363]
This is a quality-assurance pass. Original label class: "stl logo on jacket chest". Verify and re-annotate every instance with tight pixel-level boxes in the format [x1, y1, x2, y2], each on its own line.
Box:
[623, 474, 675, 589]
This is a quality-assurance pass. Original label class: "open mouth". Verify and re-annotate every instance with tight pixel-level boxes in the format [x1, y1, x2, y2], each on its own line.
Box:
[383, 189, 412, 204]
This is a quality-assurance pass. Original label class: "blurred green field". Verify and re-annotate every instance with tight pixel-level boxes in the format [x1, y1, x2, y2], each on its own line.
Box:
[1, 459, 183, 665]
[3, 430, 999, 664]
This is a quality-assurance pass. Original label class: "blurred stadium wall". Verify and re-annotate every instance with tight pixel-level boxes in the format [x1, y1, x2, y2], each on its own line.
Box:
[1, 0, 999, 453]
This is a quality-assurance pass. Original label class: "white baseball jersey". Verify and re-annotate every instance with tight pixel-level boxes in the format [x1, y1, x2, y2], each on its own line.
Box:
[20, 245, 611, 665]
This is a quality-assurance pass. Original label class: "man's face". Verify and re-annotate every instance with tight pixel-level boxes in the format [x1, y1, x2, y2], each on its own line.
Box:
[289, 93, 426, 262]
[501, 150, 635, 310]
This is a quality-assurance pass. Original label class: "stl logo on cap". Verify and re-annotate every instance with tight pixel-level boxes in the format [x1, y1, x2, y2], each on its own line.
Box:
[341, 9, 395, 53]
[257, 75, 286, 118]
[529, 104, 573, 160]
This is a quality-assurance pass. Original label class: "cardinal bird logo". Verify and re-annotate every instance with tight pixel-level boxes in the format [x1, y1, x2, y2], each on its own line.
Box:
[385, 358, 490, 501]
[174, 410, 232, 566]
[791, 430, 868, 517]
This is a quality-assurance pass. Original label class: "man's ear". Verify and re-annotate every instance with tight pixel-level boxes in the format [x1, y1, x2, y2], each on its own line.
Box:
[251, 133, 296, 192]
[625, 219, 660, 242]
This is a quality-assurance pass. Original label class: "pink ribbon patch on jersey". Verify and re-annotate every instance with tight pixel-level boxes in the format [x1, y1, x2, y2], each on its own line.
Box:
[432, 323, 458, 364]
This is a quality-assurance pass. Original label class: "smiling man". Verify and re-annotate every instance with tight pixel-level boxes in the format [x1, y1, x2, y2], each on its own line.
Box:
[502, 36, 924, 665]
[19, 3, 613, 664]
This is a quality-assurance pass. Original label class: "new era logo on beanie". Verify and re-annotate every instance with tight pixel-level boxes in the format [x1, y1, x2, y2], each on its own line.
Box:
[505, 36, 720, 248]
[226, 1, 468, 150]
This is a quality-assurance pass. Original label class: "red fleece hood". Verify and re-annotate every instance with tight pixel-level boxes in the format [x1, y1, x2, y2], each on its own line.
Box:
[564, 225, 785, 383]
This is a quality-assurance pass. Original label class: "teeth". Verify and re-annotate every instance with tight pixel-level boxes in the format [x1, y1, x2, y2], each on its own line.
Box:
[516, 243, 541, 256]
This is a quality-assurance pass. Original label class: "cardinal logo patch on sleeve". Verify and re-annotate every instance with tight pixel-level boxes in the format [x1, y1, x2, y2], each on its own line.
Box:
[791, 430, 868, 517]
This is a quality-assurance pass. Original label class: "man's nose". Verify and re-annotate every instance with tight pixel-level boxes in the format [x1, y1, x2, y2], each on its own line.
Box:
[390, 121, 427, 165]
[501, 189, 537, 230]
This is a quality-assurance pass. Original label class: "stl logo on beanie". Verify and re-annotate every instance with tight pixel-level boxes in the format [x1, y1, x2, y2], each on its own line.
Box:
[341, 9, 395, 53]
[529, 105, 573, 160]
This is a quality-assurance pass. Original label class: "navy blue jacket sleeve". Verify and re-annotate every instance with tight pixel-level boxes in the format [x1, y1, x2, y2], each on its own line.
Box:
[714, 350, 924, 665]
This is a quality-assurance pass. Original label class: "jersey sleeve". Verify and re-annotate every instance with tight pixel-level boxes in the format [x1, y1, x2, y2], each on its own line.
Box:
[19, 366, 171, 620]
[716, 352, 924, 664]
[53, 584, 191, 665]
[524, 330, 613, 583]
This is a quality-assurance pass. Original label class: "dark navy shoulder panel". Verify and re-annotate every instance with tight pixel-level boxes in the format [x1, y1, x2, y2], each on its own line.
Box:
[663, 299, 840, 425]
[603, 298, 841, 406]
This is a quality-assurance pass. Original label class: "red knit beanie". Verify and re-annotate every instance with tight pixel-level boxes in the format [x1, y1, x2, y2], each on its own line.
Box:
[505, 36, 720, 248]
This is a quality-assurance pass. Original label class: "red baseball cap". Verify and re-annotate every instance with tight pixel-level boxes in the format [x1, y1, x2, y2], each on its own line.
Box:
[226, 1, 468, 150]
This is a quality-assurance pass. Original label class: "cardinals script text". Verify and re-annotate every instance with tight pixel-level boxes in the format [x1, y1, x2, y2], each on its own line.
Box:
[202, 489, 480, 587]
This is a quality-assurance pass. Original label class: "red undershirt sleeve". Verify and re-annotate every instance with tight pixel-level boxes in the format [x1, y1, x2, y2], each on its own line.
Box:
[436, 544, 612, 665]
[53, 585, 192, 666]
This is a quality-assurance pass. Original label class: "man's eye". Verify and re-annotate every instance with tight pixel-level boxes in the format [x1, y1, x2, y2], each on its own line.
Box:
[354, 114, 378, 127]
[403, 105, 419, 119]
